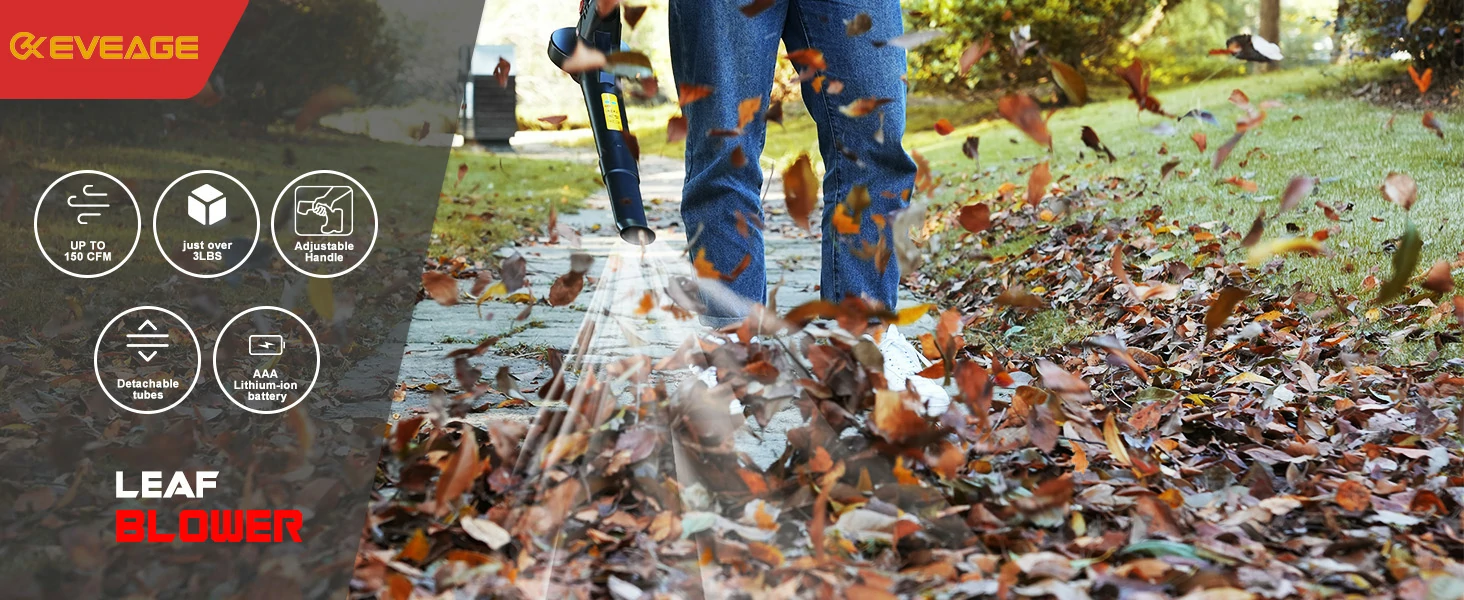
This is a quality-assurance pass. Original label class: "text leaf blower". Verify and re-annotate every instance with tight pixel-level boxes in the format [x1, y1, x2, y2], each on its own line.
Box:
[547, 2, 655, 245]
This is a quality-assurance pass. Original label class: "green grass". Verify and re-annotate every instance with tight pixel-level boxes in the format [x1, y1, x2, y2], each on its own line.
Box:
[614, 63, 1462, 358]
[428, 149, 600, 258]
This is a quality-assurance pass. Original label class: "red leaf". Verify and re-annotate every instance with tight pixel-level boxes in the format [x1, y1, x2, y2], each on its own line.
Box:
[933, 118, 955, 136]
[958, 203, 991, 233]
[422, 272, 459, 306]
[1190, 132, 1207, 153]
[1025, 161, 1051, 206]
[997, 94, 1051, 148]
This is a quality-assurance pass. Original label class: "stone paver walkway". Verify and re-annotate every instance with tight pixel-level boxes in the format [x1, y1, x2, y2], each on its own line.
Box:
[396, 131, 936, 465]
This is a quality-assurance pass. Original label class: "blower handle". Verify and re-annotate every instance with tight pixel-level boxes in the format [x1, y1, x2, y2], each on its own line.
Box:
[547, 2, 655, 245]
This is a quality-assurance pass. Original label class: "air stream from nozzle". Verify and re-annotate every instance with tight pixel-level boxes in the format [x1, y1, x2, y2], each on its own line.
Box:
[547, 2, 655, 246]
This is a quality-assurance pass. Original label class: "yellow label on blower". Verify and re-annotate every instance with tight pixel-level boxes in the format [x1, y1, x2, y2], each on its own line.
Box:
[601, 93, 623, 131]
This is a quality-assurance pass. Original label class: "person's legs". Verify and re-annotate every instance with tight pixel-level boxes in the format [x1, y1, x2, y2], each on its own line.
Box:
[783, 0, 916, 310]
[669, 0, 787, 327]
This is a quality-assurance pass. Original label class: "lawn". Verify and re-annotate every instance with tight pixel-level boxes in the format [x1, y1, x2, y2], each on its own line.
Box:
[616, 63, 1462, 358]
[428, 149, 599, 258]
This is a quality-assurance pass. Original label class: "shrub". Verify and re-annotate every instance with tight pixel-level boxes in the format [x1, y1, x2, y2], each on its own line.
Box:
[1343, 0, 1464, 73]
[903, 0, 1163, 96]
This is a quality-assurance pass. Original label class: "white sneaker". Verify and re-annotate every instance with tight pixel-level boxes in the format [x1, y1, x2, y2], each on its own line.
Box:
[878, 325, 952, 416]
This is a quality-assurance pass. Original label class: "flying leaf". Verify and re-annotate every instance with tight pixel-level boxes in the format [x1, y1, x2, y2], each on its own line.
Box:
[893, 304, 934, 326]
[1115, 59, 1169, 117]
[845, 13, 872, 36]
[1279, 175, 1316, 213]
[785, 48, 827, 71]
[962, 136, 980, 163]
[560, 43, 608, 74]
[1212, 131, 1245, 170]
[1048, 58, 1088, 106]
[500, 253, 527, 291]
[666, 114, 688, 143]
[1380, 172, 1418, 211]
[998, 94, 1051, 148]
[1222, 176, 1258, 193]
[1241, 211, 1265, 248]
[422, 272, 459, 306]
[1179, 109, 1220, 126]
[1423, 260, 1455, 294]
[1029, 405, 1058, 452]
[740, 0, 773, 17]
[958, 203, 991, 233]
[880, 30, 945, 49]
[622, 4, 648, 27]
[1247, 237, 1324, 266]
[1374, 222, 1422, 305]
[456, 163, 468, 186]
[1407, 0, 1430, 25]
[678, 84, 714, 106]
[933, 118, 955, 135]
[839, 97, 892, 118]
[1191, 132, 1207, 153]
[1422, 111, 1445, 140]
[604, 51, 653, 78]
[494, 58, 511, 88]
[1455, 297, 1464, 329]
[1082, 126, 1115, 162]
[783, 153, 818, 231]
[1205, 287, 1250, 339]
[959, 35, 994, 76]
[737, 97, 762, 129]
[1025, 161, 1051, 206]
[1409, 64, 1434, 94]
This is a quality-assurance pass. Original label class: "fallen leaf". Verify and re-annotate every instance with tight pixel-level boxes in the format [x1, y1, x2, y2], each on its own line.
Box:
[1191, 131, 1207, 153]
[435, 427, 479, 507]
[1335, 480, 1372, 511]
[1422, 260, 1454, 294]
[1222, 176, 1259, 192]
[397, 529, 431, 563]
[460, 516, 512, 549]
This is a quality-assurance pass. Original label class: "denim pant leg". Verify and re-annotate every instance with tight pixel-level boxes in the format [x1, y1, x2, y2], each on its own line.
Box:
[669, 0, 788, 327]
[784, 0, 916, 311]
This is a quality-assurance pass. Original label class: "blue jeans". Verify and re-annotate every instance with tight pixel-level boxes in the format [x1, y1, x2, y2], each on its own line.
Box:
[669, 0, 917, 327]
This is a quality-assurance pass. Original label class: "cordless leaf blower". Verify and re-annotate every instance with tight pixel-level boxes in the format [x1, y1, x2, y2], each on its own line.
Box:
[548, 2, 655, 245]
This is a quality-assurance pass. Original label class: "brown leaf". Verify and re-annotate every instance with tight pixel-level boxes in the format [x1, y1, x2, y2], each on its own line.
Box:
[1423, 111, 1445, 140]
[435, 427, 480, 507]
[1191, 131, 1207, 153]
[958, 35, 993, 76]
[622, 4, 648, 28]
[998, 94, 1051, 148]
[1454, 297, 1464, 329]
[736, 97, 762, 130]
[1025, 161, 1051, 206]
[933, 118, 955, 136]
[1422, 260, 1454, 294]
[1222, 176, 1259, 192]
[1381, 172, 1418, 211]
[1241, 211, 1265, 248]
[996, 285, 1046, 310]
[739, 0, 773, 17]
[1103, 413, 1132, 466]
[1029, 404, 1058, 452]
[678, 83, 713, 106]
[1037, 359, 1092, 406]
[559, 42, 608, 74]
[729, 145, 747, 168]
[1280, 175, 1316, 213]
[666, 115, 688, 143]
[422, 272, 458, 306]
[1115, 59, 1169, 116]
[397, 529, 431, 563]
[1205, 287, 1250, 340]
[839, 97, 892, 118]
[1335, 480, 1372, 511]
[1048, 58, 1088, 105]
[1081, 126, 1115, 162]
[958, 202, 991, 233]
[1212, 131, 1245, 170]
[456, 163, 468, 186]
[1134, 494, 1184, 537]
[785, 48, 827, 71]
[494, 57, 511, 88]
[961, 136, 980, 162]
[782, 153, 818, 231]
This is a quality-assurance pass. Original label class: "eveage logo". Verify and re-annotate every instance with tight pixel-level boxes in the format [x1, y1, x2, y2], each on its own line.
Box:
[9, 32, 199, 61]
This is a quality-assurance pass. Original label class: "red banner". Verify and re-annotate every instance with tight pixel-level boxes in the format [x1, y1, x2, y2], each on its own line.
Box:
[0, 0, 247, 99]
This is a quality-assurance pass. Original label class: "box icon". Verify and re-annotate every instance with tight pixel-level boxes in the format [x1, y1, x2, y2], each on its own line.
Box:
[187, 183, 227, 226]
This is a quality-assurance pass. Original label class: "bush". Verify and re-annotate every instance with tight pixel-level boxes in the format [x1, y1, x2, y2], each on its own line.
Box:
[1343, 0, 1464, 73]
[903, 0, 1163, 96]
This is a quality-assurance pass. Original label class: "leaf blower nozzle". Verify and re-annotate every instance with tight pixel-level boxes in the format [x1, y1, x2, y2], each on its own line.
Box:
[548, 5, 655, 246]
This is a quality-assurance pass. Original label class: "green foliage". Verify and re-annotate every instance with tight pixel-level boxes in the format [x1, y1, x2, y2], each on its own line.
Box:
[215, 0, 403, 122]
[1129, 0, 1337, 86]
[903, 0, 1162, 96]
[1342, 0, 1464, 73]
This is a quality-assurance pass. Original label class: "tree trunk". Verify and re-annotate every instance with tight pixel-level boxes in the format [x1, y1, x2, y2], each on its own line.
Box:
[1260, 0, 1281, 72]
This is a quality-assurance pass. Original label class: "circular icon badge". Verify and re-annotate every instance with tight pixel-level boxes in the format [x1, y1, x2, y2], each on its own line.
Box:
[94, 306, 201, 414]
[153, 170, 261, 279]
[34, 170, 142, 278]
[213, 306, 320, 414]
[270, 170, 377, 278]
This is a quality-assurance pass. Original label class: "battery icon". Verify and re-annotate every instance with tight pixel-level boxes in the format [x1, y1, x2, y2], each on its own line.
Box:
[248, 335, 285, 356]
